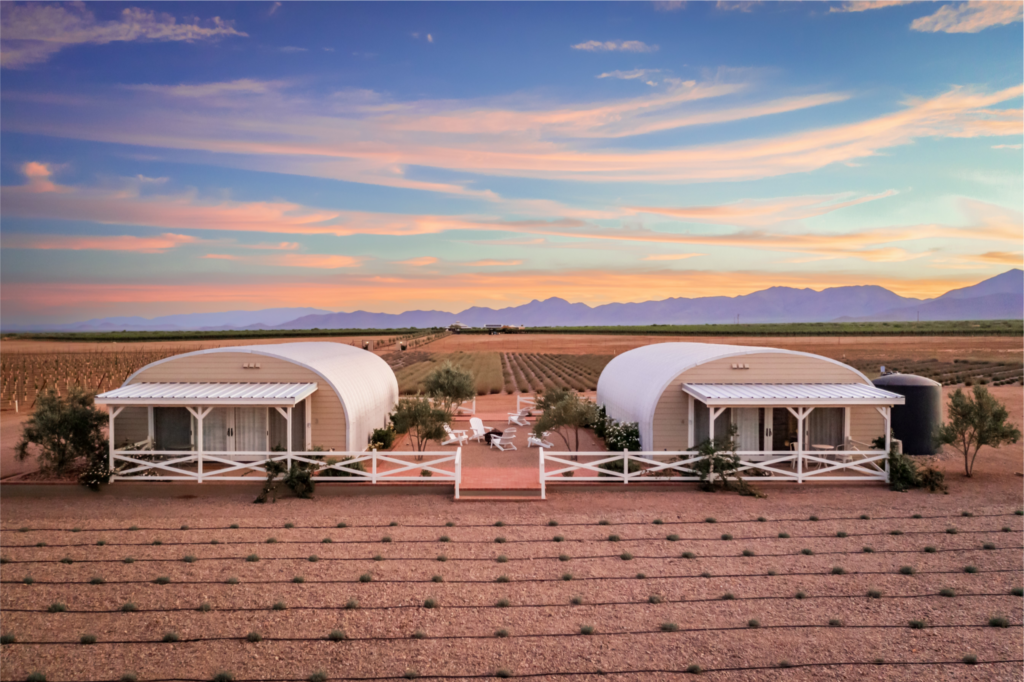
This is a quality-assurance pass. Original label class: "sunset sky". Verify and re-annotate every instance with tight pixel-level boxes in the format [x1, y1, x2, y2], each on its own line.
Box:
[1, 1, 1021, 326]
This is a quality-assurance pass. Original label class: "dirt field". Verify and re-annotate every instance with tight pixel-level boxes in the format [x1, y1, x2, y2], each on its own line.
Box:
[431, 334, 1023, 365]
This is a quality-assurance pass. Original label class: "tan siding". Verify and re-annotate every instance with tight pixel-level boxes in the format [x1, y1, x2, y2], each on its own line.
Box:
[113, 407, 149, 447]
[849, 406, 885, 446]
[651, 353, 867, 450]
[129, 353, 347, 450]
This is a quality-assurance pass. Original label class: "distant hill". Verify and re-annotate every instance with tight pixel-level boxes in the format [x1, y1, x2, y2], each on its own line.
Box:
[7, 269, 1020, 332]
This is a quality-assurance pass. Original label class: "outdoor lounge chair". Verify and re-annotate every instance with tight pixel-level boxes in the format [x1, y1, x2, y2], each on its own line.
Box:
[508, 409, 530, 426]
[490, 434, 517, 451]
[441, 424, 469, 447]
[527, 431, 554, 448]
[469, 417, 492, 442]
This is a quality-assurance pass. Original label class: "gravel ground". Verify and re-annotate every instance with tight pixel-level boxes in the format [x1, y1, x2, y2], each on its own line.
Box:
[2, 485, 1022, 682]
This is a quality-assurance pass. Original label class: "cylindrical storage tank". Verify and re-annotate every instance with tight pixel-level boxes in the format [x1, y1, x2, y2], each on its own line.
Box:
[872, 373, 942, 455]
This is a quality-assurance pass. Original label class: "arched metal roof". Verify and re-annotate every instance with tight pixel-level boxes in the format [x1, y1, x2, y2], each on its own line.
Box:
[596, 342, 872, 450]
[123, 342, 398, 451]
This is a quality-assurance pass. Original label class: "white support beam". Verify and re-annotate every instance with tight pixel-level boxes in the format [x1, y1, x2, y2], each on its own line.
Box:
[286, 406, 293, 470]
[687, 394, 694, 449]
[147, 406, 155, 446]
[304, 395, 312, 451]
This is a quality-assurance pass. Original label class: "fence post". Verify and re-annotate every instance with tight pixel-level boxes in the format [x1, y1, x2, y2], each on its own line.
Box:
[108, 410, 115, 480]
[623, 449, 629, 484]
[372, 449, 377, 484]
[455, 447, 461, 500]
[539, 447, 546, 500]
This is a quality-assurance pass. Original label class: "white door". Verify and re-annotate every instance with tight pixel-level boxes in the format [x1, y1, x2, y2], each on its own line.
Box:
[733, 408, 761, 452]
[234, 407, 268, 454]
[202, 408, 230, 452]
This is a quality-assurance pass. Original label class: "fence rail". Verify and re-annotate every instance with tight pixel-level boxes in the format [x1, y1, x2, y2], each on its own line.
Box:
[538, 449, 888, 499]
[109, 448, 462, 498]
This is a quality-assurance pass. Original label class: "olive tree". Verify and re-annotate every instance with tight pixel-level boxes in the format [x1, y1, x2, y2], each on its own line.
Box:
[423, 361, 476, 418]
[935, 385, 1021, 478]
[531, 388, 599, 453]
[391, 397, 449, 457]
[16, 388, 108, 475]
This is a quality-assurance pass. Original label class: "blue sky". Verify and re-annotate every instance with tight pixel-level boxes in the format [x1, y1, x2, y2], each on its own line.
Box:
[0, 0, 1021, 325]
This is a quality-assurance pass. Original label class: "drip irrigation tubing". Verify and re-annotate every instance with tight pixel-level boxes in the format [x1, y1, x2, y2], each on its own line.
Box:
[2, 568, 1017, 585]
[2, 591, 1019, 614]
[1, 623, 1020, 646]
[4, 528, 1018, 549]
[2, 546, 1019, 564]
[3, 511, 1020, 532]
[2, 659, 1022, 682]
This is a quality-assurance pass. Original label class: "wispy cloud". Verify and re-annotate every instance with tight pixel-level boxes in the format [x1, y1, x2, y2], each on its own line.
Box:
[279, 46, 308, 53]
[268, 254, 363, 269]
[126, 79, 285, 98]
[830, 1, 912, 13]
[630, 190, 898, 227]
[597, 69, 661, 81]
[466, 259, 523, 267]
[247, 241, 301, 251]
[992, 143, 1023, 150]
[202, 253, 243, 261]
[3, 232, 203, 254]
[268, 2, 282, 17]
[715, 1, 761, 12]
[1, 4, 245, 68]
[653, 2, 685, 11]
[397, 256, 439, 266]
[571, 40, 659, 52]
[643, 253, 703, 261]
[911, 1, 1022, 33]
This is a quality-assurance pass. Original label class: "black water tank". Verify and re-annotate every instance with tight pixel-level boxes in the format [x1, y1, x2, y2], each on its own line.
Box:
[872, 373, 942, 455]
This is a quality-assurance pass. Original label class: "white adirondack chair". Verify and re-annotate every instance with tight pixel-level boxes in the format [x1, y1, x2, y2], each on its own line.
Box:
[469, 417, 492, 442]
[527, 431, 554, 448]
[441, 424, 468, 447]
[490, 434, 517, 451]
[507, 409, 530, 426]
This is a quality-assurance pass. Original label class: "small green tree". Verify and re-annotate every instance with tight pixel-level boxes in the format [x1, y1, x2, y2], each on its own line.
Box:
[935, 386, 1021, 477]
[423, 361, 476, 418]
[391, 398, 449, 457]
[692, 426, 764, 498]
[16, 388, 108, 476]
[531, 388, 599, 453]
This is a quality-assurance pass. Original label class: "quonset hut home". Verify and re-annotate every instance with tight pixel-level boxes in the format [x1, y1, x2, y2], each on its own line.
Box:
[596, 342, 906, 481]
[95, 343, 398, 479]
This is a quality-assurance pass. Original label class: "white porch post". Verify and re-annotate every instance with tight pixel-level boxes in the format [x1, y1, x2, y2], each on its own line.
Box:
[147, 407, 155, 446]
[304, 396, 312, 451]
[108, 407, 123, 475]
[687, 394, 694, 449]
[878, 405, 892, 483]
[286, 406, 293, 471]
[787, 406, 813, 484]
[709, 406, 725, 480]
[187, 407, 210, 483]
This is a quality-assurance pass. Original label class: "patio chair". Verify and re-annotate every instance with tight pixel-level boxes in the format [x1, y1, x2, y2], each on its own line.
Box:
[490, 434, 517, 451]
[469, 417, 492, 442]
[508, 409, 530, 426]
[441, 424, 468, 447]
[527, 431, 554, 448]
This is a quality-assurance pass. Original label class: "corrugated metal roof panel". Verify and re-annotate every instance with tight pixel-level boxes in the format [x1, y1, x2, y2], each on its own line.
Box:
[97, 382, 318, 404]
[682, 383, 905, 405]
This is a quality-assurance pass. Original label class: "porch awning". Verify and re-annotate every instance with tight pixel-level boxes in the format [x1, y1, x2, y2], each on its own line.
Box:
[682, 383, 905, 407]
[96, 382, 318, 406]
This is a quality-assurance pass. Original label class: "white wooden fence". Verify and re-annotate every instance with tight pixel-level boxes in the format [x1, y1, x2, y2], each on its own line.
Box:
[538, 448, 888, 500]
[109, 447, 462, 499]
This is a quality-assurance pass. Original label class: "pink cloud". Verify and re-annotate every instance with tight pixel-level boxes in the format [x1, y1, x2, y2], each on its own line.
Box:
[4, 232, 201, 253]
[911, 1, 1022, 33]
[397, 256, 439, 266]
[643, 253, 703, 261]
[202, 253, 243, 261]
[268, 254, 363, 269]
[466, 259, 523, 266]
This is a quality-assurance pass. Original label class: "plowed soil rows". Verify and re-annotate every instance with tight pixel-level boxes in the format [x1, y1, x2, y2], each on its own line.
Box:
[2, 490, 1022, 682]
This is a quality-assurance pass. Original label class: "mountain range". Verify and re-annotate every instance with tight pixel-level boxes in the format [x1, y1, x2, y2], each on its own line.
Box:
[8, 269, 1021, 332]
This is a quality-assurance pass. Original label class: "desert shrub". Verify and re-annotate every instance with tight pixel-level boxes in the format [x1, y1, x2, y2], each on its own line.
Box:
[48, 602, 67, 613]
[909, 620, 926, 629]
[359, 573, 372, 582]
[899, 566, 915, 575]
[747, 619, 760, 629]
[494, 629, 509, 638]
[308, 672, 327, 682]
[496, 555, 508, 563]
[963, 565, 978, 573]
[370, 427, 397, 450]
[648, 595, 663, 604]
[345, 599, 359, 609]
[496, 575, 509, 583]
[939, 588, 955, 597]
[936, 386, 1021, 477]
[778, 532, 790, 538]
[828, 619, 843, 627]
[328, 630, 347, 641]
[867, 590, 882, 599]
[691, 427, 764, 498]
[432, 575, 444, 583]
[579, 625, 595, 635]
[199, 602, 213, 612]
[16, 388, 108, 479]
[660, 622, 679, 632]
[226, 577, 239, 585]
[80, 634, 97, 645]
[553, 535, 564, 542]
[162, 632, 180, 643]
[90, 576, 105, 585]
[154, 576, 171, 585]
[495, 598, 510, 608]
[121, 602, 138, 612]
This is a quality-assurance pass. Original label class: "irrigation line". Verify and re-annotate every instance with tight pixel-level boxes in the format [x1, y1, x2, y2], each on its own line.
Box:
[4, 528, 1017, 549]
[3, 545, 1019, 564]
[3, 592, 1018, 614]
[2, 622, 1021, 646]
[2, 659, 1022, 682]
[2, 568, 1017, 585]
[3, 512, 1020, 533]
